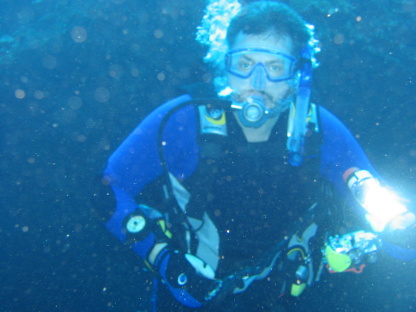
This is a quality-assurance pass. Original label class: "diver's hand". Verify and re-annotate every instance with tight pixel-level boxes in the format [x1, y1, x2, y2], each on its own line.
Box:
[383, 212, 416, 250]
[386, 212, 416, 231]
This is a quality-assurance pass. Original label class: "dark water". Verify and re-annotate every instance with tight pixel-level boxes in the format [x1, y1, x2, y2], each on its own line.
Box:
[1, 0, 416, 311]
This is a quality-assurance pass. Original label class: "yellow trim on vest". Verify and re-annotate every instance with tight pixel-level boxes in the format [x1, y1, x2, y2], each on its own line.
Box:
[157, 220, 173, 239]
[204, 111, 226, 126]
[287, 247, 306, 258]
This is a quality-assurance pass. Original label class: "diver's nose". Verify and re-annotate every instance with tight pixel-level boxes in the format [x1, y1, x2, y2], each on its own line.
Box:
[251, 64, 267, 91]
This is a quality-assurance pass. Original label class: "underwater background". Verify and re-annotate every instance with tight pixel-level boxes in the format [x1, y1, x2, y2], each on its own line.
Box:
[1, 0, 416, 311]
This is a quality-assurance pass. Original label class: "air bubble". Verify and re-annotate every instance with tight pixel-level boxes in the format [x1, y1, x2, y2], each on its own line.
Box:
[71, 26, 88, 43]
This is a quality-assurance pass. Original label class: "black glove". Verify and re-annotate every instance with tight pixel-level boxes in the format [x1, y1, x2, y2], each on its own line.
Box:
[158, 250, 248, 307]
[204, 274, 245, 306]
[206, 262, 276, 306]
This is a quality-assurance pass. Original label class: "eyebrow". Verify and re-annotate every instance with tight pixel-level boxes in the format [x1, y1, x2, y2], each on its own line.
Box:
[239, 54, 284, 66]
[239, 55, 254, 62]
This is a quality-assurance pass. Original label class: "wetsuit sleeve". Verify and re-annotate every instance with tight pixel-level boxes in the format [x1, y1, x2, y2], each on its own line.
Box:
[103, 94, 195, 242]
[319, 106, 416, 259]
[319, 106, 377, 195]
[101, 94, 234, 307]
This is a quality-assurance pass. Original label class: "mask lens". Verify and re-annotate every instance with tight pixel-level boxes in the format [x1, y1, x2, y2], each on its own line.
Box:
[226, 49, 296, 82]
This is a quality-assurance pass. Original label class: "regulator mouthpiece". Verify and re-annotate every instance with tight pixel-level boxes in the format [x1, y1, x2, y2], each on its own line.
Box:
[231, 95, 277, 128]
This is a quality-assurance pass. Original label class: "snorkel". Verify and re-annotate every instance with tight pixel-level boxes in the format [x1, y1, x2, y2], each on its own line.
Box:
[287, 24, 320, 166]
[286, 44, 313, 166]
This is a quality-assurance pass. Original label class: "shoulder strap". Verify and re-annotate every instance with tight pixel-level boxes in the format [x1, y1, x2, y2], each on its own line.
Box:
[156, 97, 230, 253]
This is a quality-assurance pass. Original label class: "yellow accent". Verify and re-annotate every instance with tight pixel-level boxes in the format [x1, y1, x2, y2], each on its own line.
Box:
[287, 247, 306, 259]
[325, 245, 352, 272]
[157, 220, 166, 231]
[204, 112, 226, 126]
[291, 283, 306, 297]
[157, 220, 172, 239]
[144, 260, 154, 272]
[290, 102, 313, 122]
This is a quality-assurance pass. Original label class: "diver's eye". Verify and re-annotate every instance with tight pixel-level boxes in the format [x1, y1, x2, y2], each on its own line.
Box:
[268, 63, 284, 76]
[237, 60, 254, 72]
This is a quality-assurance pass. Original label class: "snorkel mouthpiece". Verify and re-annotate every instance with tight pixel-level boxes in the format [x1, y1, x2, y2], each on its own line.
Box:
[232, 95, 276, 128]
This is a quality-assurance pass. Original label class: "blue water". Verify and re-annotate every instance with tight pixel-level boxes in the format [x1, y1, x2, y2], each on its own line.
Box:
[1, 0, 416, 311]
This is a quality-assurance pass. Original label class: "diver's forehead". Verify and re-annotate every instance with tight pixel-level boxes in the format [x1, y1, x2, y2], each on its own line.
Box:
[236, 51, 287, 64]
[230, 32, 294, 56]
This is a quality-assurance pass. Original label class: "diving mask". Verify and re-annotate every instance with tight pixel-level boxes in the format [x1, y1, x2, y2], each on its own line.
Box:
[226, 48, 297, 83]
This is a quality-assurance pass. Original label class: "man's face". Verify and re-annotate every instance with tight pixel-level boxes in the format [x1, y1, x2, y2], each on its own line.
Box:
[227, 32, 296, 111]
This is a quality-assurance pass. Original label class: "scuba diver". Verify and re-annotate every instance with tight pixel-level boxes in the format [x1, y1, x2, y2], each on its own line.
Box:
[97, 1, 416, 311]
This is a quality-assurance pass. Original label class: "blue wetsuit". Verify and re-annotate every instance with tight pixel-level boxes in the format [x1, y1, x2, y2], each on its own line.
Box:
[102, 88, 414, 309]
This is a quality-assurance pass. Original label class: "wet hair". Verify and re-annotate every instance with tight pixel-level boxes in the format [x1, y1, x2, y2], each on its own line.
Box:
[226, 1, 310, 57]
